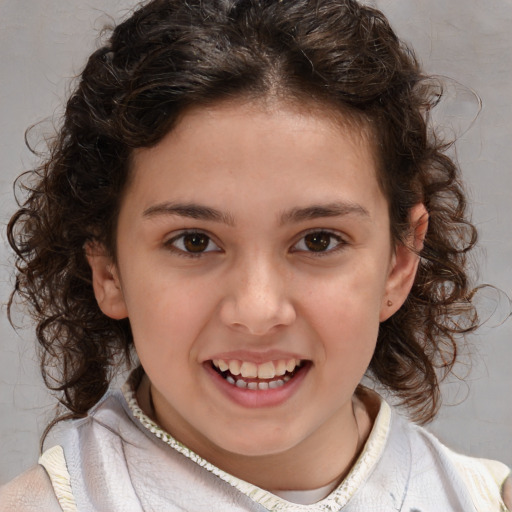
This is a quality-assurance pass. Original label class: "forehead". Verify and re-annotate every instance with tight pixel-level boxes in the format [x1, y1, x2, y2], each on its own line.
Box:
[133, 97, 379, 163]
[127, 99, 384, 216]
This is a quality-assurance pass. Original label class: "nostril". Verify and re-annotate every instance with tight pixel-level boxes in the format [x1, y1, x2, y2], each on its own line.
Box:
[218, 292, 296, 336]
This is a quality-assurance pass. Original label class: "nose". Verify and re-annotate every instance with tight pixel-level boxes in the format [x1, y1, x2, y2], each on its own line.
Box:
[218, 253, 296, 336]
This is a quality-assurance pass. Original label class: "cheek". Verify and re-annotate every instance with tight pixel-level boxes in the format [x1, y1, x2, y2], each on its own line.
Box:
[297, 267, 385, 355]
[299, 264, 387, 320]
[123, 275, 219, 353]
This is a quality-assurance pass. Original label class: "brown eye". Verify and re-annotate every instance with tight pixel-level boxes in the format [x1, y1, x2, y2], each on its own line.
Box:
[182, 233, 211, 252]
[167, 231, 220, 256]
[304, 232, 333, 252]
[292, 230, 345, 254]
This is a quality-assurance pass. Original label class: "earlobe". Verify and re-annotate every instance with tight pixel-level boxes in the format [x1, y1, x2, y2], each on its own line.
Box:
[85, 241, 128, 320]
[380, 204, 428, 322]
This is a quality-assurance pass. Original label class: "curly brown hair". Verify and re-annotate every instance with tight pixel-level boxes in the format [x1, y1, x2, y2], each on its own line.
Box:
[8, 0, 477, 430]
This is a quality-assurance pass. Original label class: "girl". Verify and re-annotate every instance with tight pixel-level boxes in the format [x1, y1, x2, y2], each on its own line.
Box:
[1, 0, 510, 510]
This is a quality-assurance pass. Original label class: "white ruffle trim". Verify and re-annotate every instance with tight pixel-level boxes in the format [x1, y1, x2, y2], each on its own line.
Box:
[39, 445, 78, 512]
[122, 379, 391, 511]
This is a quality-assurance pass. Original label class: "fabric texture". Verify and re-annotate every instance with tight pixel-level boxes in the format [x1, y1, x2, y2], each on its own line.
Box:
[33, 376, 510, 512]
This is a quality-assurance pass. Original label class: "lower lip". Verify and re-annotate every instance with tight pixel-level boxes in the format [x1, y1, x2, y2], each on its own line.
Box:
[204, 362, 310, 408]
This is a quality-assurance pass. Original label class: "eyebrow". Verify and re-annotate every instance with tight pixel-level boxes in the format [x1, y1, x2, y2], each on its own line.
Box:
[143, 201, 370, 227]
[279, 202, 370, 225]
[143, 202, 236, 226]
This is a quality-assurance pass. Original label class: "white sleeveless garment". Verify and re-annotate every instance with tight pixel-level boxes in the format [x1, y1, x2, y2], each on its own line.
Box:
[37, 375, 511, 512]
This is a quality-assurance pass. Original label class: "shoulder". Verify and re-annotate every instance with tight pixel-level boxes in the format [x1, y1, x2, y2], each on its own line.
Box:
[0, 465, 62, 512]
[446, 450, 512, 511]
[0, 392, 132, 512]
[503, 475, 512, 511]
[403, 418, 512, 511]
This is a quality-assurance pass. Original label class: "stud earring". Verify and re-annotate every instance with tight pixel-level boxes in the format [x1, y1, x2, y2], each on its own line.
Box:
[387, 300, 393, 307]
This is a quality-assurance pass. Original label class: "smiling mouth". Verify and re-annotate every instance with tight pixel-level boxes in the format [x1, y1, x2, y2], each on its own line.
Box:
[210, 358, 306, 390]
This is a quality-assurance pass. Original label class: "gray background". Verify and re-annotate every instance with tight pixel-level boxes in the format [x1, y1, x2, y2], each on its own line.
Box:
[0, 0, 511, 485]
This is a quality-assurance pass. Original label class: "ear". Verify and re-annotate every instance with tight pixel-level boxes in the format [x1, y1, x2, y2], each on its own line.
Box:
[85, 241, 128, 320]
[380, 203, 428, 322]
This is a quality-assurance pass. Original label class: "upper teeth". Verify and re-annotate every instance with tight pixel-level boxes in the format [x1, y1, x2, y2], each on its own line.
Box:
[212, 358, 301, 379]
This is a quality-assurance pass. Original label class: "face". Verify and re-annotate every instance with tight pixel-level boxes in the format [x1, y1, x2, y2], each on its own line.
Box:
[89, 99, 422, 480]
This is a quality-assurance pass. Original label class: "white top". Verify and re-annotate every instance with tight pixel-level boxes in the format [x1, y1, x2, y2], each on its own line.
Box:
[2, 372, 510, 511]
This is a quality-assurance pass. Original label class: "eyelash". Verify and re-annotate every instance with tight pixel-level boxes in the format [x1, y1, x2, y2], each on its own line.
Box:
[165, 229, 348, 258]
[164, 230, 221, 258]
[291, 229, 348, 257]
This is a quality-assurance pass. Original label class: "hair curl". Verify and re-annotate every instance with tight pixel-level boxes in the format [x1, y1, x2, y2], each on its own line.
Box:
[8, 0, 478, 430]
